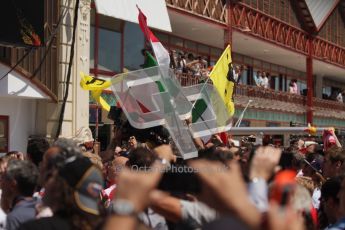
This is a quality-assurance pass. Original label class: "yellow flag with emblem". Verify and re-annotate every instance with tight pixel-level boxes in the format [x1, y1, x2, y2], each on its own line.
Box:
[80, 72, 111, 111]
[209, 45, 235, 116]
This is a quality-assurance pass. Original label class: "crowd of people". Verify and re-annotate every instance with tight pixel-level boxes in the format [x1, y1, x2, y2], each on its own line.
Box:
[0, 121, 345, 230]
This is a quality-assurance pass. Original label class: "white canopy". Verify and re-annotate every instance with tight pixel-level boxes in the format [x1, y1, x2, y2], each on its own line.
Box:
[0, 62, 49, 99]
[94, 0, 172, 32]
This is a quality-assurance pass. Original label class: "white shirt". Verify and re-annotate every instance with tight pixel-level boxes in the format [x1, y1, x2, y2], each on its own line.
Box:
[262, 77, 269, 89]
[336, 93, 343, 103]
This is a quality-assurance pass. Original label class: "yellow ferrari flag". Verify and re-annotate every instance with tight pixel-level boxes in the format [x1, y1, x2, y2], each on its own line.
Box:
[80, 72, 111, 111]
[209, 45, 235, 116]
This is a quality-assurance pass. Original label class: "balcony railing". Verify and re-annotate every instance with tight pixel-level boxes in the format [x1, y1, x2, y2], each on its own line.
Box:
[165, 0, 227, 24]
[231, 3, 310, 55]
[175, 72, 345, 112]
[313, 37, 345, 67]
[314, 97, 345, 111]
[235, 84, 306, 106]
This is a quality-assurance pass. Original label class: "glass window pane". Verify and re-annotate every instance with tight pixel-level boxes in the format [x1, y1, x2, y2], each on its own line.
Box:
[240, 69, 248, 85]
[286, 78, 290, 92]
[124, 22, 145, 71]
[185, 40, 197, 51]
[99, 15, 121, 32]
[211, 48, 222, 56]
[253, 59, 261, 68]
[271, 64, 278, 72]
[263, 62, 270, 71]
[155, 32, 169, 43]
[98, 28, 121, 72]
[233, 52, 242, 63]
[198, 44, 209, 54]
[170, 36, 183, 47]
[244, 56, 252, 65]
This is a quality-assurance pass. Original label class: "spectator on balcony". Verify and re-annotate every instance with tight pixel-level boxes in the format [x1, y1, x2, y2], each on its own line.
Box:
[233, 65, 244, 83]
[191, 56, 208, 78]
[336, 91, 344, 103]
[176, 52, 187, 74]
[289, 79, 299, 94]
[262, 72, 270, 89]
[185, 53, 198, 75]
[253, 70, 263, 87]
[169, 50, 177, 69]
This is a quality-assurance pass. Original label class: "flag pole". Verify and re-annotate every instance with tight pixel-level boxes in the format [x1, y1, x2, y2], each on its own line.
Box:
[235, 99, 253, 127]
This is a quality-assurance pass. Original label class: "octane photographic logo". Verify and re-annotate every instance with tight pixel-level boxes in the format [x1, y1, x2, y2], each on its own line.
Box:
[111, 66, 232, 159]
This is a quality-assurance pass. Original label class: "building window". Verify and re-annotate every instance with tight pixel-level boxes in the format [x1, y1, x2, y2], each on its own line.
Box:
[90, 8, 122, 74]
[0, 116, 9, 153]
[124, 21, 145, 70]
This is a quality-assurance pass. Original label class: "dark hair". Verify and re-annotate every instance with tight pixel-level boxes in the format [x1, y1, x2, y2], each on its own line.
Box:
[198, 146, 233, 164]
[126, 147, 157, 168]
[43, 172, 103, 230]
[6, 160, 39, 196]
[43, 139, 83, 183]
[279, 151, 294, 170]
[326, 147, 345, 164]
[187, 53, 194, 60]
[321, 176, 343, 202]
[27, 138, 50, 166]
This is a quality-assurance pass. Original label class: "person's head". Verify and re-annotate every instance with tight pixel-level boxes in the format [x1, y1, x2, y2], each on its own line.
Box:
[39, 138, 82, 186]
[198, 146, 233, 165]
[297, 139, 305, 150]
[107, 156, 128, 184]
[128, 136, 138, 150]
[27, 137, 50, 167]
[278, 151, 294, 170]
[257, 70, 261, 76]
[302, 153, 323, 178]
[321, 177, 342, 224]
[305, 141, 318, 154]
[323, 147, 345, 178]
[126, 147, 157, 169]
[141, 49, 147, 56]
[187, 53, 194, 60]
[291, 152, 305, 171]
[43, 156, 104, 229]
[235, 65, 240, 73]
[1, 160, 39, 200]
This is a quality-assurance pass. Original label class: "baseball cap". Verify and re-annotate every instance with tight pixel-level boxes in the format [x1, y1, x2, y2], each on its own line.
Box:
[304, 157, 323, 174]
[59, 156, 104, 215]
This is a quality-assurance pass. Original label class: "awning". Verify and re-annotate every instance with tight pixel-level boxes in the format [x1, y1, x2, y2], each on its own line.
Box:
[94, 0, 172, 32]
[0, 62, 50, 99]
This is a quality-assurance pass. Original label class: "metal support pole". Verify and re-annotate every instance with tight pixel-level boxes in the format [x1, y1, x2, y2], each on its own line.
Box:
[306, 37, 314, 124]
[225, 0, 232, 48]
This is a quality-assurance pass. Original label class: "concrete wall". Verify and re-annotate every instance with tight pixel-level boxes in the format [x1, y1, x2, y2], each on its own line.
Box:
[37, 0, 91, 139]
[0, 97, 36, 153]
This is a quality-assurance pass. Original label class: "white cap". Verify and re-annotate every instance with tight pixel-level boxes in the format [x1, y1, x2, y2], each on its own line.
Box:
[304, 141, 318, 148]
[72, 127, 94, 146]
